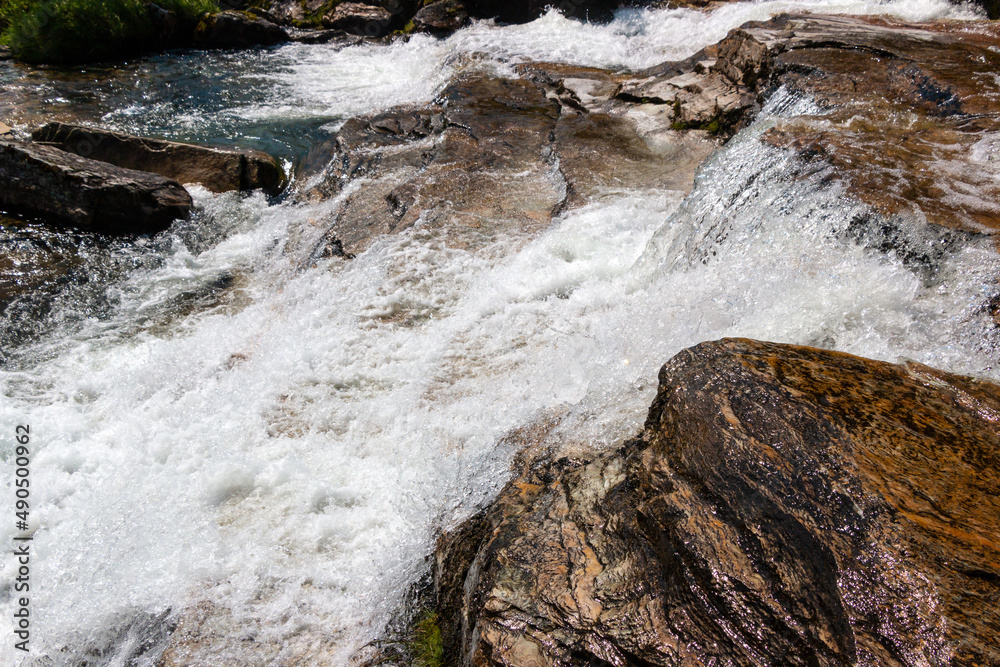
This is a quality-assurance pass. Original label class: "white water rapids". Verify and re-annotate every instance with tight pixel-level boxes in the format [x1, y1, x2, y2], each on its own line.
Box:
[2, 0, 998, 664]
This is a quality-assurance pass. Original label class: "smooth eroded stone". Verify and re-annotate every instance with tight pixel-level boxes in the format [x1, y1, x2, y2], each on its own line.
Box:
[0, 140, 192, 235]
[193, 10, 289, 49]
[32, 122, 286, 195]
[301, 70, 717, 262]
[436, 338, 1000, 666]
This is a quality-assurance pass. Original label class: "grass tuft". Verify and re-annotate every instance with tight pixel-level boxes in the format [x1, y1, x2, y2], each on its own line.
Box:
[411, 609, 444, 667]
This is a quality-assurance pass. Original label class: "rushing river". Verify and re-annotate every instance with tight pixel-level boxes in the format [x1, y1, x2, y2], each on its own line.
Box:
[1, 0, 997, 664]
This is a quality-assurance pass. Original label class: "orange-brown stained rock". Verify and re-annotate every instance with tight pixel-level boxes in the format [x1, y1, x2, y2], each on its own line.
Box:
[435, 338, 1000, 666]
[730, 14, 1000, 233]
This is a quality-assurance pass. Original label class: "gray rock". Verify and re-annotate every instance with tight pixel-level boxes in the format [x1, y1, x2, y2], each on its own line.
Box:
[0, 140, 192, 235]
[301, 71, 716, 258]
[32, 123, 286, 195]
[411, 0, 470, 33]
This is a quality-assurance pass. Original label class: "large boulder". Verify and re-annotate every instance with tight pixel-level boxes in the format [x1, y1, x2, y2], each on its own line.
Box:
[32, 123, 286, 195]
[193, 10, 290, 49]
[0, 140, 192, 234]
[435, 338, 1000, 666]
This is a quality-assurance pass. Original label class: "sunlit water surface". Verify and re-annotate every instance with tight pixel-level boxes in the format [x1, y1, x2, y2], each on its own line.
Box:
[1, 0, 997, 664]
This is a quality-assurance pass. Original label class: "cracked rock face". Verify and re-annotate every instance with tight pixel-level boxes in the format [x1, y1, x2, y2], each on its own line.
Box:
[435, 339, 1000, 667]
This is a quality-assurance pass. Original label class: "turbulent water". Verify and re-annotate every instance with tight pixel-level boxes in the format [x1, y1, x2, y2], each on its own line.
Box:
[2, 0, 998, 664]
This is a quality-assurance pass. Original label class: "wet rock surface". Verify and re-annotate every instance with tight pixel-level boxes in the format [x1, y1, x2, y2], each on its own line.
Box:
[300, 69, 717, 255]
[435, 338, 1000, 667]
[719, 14, 1000, 235]
[32, 122, 286, 195]
[0, 140, 192, 235]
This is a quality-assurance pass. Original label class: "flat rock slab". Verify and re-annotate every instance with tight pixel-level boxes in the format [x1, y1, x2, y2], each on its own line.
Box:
[436, 338, 1000, 666]
[0, 140, 192, 235]
[301, 71, 717, 257]
[32, 122, 286, 195]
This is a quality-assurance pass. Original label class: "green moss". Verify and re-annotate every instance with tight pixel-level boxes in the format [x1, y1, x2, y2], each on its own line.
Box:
[1, 0, 217, 63]
[411, 610, 444, 667]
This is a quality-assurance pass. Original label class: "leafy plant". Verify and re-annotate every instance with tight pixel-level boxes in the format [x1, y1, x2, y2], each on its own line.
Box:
[1, 0, 217, 63]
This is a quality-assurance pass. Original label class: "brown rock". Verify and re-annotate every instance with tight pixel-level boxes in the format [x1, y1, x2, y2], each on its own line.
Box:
[320, 2, 396, 36]
[723, 14, 1000, 234]
[0, 140, 192, 235]
[32, 122, 286, 195]
[193, 10, 290, 49]
[436, 338, 1000, 666]
[301, 71, 716, 260]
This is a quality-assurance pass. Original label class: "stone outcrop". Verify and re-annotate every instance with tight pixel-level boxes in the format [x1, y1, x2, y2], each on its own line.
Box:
[299, 70, 717, 256]
[32, 123, 286, 195]
[193, 10, 290, 49]
[0, 140, 192, 235]
[435, 338, 1000, 666]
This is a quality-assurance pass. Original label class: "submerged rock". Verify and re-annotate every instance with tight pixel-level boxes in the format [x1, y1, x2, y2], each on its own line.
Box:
[32, 122, 286, 195]
[193, 10, 290, 49]
[435, 338, 1000, 666]
[0, 140, 191, 235]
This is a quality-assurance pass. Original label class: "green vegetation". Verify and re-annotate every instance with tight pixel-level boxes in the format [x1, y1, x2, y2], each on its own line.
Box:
[411, 609, 444, 667]
[0, 0, 217, 63]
